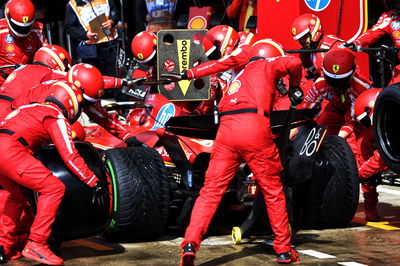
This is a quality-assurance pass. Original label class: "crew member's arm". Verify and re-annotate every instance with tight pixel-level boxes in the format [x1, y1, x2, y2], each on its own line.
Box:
[353, 12, 391, 47]
[187, 45, 250, 79]
[83, 101, 134, 141]
[44, 116, 98, 187]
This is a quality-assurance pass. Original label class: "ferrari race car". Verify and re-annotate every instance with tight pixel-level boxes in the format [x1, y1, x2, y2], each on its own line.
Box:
[68, 88, 360, 243]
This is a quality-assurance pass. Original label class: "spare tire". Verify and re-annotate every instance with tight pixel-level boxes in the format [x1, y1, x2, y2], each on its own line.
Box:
[301, 135, 359, 228]
[373, 83, 400, 173]
[102, 146, 170, 242]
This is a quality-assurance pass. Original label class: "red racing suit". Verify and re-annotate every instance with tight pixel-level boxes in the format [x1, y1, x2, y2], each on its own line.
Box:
[0, 63, 132, 141]
[182, 44, 252, 114]
[182, 55, 303, 254]
[0, 19, 47, 85]
[353, 11, 400, 83]
[0, 103, 98, 248]
[301, 73, 371, 136]
[186, 44, 251, 81]
[352, 127, 388, 208]
[0, 64, 65, 120]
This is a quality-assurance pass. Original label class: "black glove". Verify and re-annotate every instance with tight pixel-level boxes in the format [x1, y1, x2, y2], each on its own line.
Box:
[122, 77, 147, 87]
[161, 70, 188, 82]
[126, 136, 147, 147]
[91, 180, 109, 206]
[341, 42, 362, 51]
[288, 86, 304, 106]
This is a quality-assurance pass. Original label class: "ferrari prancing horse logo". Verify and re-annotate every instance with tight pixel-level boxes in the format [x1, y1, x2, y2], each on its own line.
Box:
[333, 64, 340, 73]
[22, 16, 29, 23]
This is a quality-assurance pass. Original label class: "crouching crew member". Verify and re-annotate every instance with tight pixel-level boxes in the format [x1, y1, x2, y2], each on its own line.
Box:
[0, 81, 108, 265]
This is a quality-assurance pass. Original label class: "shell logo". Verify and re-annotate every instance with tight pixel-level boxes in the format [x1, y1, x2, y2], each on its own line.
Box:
[333, 64, 340, 73]
[393, 31, 400, 39]
[77, 94, 83, 102]
[227, 80, 241, 95]
[310, 19, 316, 26]
[189, 16, 207, 29]
[6, 44, 14, 52]
[59, 52, 65, 59]
[71, 130, 77, 139]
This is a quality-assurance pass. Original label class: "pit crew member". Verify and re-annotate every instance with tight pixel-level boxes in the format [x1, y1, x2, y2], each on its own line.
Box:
[180, 39, 302, 265]
[0, 81, 107, 265]
[0, 0, 47, 85]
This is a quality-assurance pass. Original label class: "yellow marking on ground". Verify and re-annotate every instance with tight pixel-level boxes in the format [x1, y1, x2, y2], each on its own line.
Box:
[366, 221, 400, 230]
[69, 239, 115, 250]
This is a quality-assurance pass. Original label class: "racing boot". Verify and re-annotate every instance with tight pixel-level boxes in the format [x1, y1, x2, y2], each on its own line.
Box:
[362, 183, 380, 222]
[180, 242, 196, 266]
[364, 200, 380, 222]
[22, 240, 63, 265]
[276, 248, 300, 264]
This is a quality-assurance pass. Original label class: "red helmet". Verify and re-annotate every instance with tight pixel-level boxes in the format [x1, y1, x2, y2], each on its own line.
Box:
[5, 0, 35, 37]
[238, 31, 259, 46]
[248, 38, 286, 59]
[45, 81, 84, 123]
[70, 121, 86, 141]
[291, 13, 323, 44]
[67, 63, 104, 102]
[322, 48, 356, 91]
[131, 31, 157, 64]
[33, 45, 72, 71]
[204, 25, 239, 58]
[354, 88, 382, 127]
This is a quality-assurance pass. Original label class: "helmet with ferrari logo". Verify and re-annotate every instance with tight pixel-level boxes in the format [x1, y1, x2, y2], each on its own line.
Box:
[203, 25, 239, 59]
[291, 13, 323, 49]
[34, 45, 72, 71]
[45, 81, 84, 123]
[238, 31, 259, 46]
[248, 38, 286, 59]
[5, 0, 35, 37]
[354, 88, 382, 128]
[67, 63, 104, 102]
[322, 48, 356, 92]
[131, 30, 157, 64]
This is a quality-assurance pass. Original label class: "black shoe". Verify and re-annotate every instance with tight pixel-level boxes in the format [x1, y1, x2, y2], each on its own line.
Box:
[0, 246, 7, 264]
[180, 243, 196, 266]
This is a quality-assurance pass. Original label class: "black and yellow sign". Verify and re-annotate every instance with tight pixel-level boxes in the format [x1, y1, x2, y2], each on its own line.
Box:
[157, 29, 210, 101]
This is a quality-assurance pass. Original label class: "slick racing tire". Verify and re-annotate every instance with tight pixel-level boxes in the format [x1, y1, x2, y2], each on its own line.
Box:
[302, 135, 359, 228]
[373, 83, 400, 173]
[103, 146, 170, 242]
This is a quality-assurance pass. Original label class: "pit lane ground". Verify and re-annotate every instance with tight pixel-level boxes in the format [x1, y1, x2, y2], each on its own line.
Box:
[4, 183, 400, 266]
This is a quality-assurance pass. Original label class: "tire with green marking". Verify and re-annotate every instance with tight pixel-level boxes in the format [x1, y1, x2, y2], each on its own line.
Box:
[102, 146, 170, 242]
